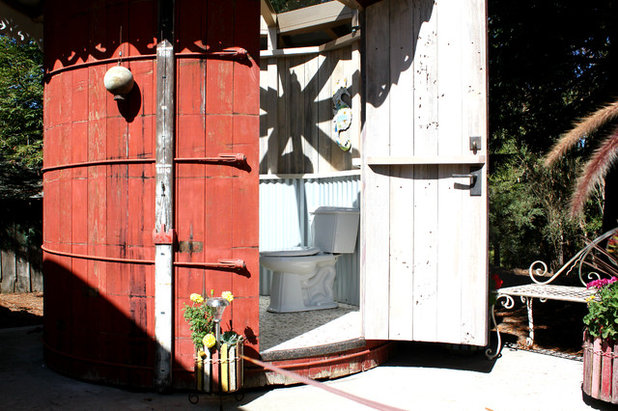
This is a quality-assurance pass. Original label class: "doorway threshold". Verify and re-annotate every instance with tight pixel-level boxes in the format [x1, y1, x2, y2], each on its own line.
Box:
[259, 296, 363, 361]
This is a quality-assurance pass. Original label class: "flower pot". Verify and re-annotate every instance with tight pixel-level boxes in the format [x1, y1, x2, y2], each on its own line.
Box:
[583, 331, 618, 403]
[195, 342, 244, 393]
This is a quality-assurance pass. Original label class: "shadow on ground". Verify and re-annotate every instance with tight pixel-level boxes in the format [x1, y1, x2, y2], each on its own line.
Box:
[387, 341, 496, 374]
[0, 305, 42, 328]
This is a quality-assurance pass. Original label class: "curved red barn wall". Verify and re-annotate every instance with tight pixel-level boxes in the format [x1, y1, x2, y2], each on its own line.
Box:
[173, 0, 260, 381]
[42, 0, 259, 388]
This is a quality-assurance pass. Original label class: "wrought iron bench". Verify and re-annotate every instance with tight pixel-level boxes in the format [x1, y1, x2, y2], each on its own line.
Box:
[486, 227, 618, 360]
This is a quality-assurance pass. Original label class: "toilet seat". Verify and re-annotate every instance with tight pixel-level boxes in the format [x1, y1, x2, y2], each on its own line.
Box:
[260, 246, 320, 257]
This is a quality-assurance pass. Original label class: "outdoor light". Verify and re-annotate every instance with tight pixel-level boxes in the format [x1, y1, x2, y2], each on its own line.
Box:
[103, 65, 134, 100]
[206, 297, 229, 347]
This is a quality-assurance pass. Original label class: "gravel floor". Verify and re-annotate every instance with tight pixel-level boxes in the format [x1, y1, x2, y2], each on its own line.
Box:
[259, 296, 360, 352]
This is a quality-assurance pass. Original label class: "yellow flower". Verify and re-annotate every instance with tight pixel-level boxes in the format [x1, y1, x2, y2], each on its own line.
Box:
[221, 291, 234, 302]
[197, 350, 206, 358]
[203, 333, 216, 349]
[190, 293, 204, 304]
[585, 295, 595, 303]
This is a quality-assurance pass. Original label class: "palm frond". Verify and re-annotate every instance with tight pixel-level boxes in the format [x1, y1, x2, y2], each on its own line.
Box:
[570, 130, 618, 215]
[545, 101, 618, 166]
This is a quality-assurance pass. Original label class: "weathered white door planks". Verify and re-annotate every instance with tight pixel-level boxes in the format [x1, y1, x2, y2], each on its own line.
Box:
[362, 0, 391, 339]
[362, 0, 488, 346]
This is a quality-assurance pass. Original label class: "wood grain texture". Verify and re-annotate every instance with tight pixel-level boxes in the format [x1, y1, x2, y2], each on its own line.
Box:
[172, 0, 261, 362]
[362, 0, 391, 339]
[1, 250, 16, 293]
[583, 335, 592, 395]
[387, 0, 415, 340]
[601, 341, 613, 401]
[613, 341, 618, 403]
[362, 0, 488, 344]
[592, 337, 602, 398]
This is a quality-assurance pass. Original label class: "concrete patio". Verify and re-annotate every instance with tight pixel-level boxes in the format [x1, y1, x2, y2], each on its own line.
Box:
[0, 325, 606, 410]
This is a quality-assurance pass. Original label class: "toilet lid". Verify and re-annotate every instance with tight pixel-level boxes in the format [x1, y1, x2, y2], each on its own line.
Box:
[260, 246, 320, 257]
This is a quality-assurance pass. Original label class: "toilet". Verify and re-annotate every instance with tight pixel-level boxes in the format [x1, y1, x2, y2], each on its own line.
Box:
[260, 206, 359, 313]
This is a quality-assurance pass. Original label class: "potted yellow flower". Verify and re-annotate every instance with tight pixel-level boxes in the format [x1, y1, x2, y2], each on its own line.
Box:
[184, 291, 244, 393]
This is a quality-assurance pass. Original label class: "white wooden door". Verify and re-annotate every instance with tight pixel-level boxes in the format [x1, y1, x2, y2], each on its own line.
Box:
[361, 0, 488, 345]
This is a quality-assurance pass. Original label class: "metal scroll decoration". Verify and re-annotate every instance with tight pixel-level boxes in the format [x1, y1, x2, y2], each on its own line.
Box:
[485, 294, 515, 360]
[528, 227, 618, 286]
[332, 79, 353, 152]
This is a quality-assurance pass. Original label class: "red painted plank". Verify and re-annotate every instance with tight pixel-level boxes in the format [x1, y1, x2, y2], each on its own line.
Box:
[88, 69, 108, 160]
[46, 173, 60, 250]
[177, 60, 205, 116]
[232, 248, 259, 353]
[129, 61, 156, 119]
[175, 337, 196, 371]
[592, 337, 602, 398]
[175, 112, 206, 267]
[58, 169, 72, 254]
[71, 69, 89, 123]
[58, 71, 73, 125]
[206, 61, 234, 115]
[613, 341, 618, 404]
[127, 164, 155, 259]
[602, 341, 613, 401]
[87, 166, 107, 298]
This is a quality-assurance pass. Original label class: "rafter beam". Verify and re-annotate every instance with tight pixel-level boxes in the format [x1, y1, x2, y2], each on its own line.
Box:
[277, 1, 353, 35]
[260, 0, 277, 27]
[260, 30, 361, 58]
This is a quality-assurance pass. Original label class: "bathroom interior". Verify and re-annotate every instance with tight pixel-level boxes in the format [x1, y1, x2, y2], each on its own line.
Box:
[257, 1, 363, 355]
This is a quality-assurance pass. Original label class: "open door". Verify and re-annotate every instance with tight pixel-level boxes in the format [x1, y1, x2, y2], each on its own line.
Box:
[361, 0, 488, 345]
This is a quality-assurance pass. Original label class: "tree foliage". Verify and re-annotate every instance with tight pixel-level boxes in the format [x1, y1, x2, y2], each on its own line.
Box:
[0, 35, 43, 199]
[488, 0, 617, 268]
[269, 0, 331, 13]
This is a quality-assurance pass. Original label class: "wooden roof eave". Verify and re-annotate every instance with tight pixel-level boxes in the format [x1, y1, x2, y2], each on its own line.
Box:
[276, 1, 353, 36]
[261, 0, 277, 28]
[260, 28, 360, 58]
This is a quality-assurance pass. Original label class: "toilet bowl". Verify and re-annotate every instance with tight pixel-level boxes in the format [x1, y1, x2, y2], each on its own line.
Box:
[260, 207, 359, 313]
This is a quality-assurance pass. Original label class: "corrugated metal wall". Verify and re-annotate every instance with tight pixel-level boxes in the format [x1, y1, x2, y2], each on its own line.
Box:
[259, 172, 360, 305]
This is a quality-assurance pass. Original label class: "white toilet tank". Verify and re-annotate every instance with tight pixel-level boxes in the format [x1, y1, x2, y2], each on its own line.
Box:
[312, 207, 359, 254]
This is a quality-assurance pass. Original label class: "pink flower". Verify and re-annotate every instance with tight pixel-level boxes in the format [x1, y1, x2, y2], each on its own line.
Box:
[586, 277, 618, 289]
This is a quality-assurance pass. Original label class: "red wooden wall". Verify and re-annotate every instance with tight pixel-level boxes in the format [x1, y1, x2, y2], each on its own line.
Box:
[173, 0, 260, 376]
[42, 0, 259, 388]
